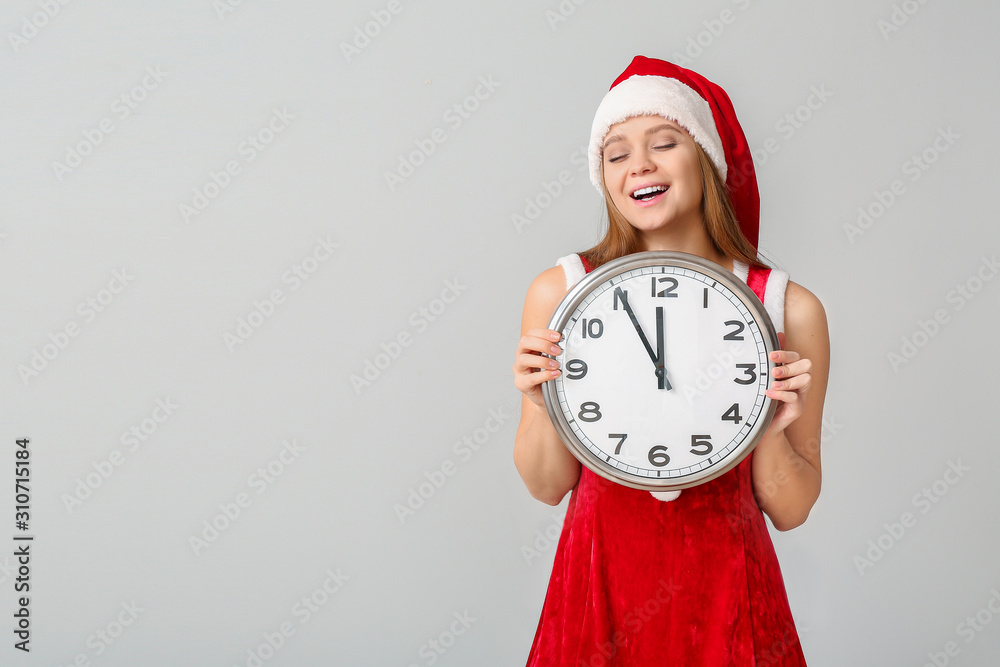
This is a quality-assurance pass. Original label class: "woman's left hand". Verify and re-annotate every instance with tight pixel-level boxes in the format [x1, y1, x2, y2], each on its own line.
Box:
[749, 284, 829, 530]
[764, 332, 813, 435]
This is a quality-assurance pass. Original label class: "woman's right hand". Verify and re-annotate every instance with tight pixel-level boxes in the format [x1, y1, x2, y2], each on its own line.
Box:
[513, 328, 563, 409]
[513, 266, 581, 505]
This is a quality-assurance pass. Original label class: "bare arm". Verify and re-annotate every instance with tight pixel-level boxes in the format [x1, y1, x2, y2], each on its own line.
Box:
[512, 266, 582, 505]
[751, 280, 831, 531]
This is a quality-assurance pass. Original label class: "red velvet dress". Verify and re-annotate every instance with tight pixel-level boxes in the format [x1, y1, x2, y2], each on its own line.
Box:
[526, 259, 807, 667]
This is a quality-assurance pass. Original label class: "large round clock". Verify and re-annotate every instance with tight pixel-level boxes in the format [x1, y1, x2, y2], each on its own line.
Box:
[541, 251, 780, 494]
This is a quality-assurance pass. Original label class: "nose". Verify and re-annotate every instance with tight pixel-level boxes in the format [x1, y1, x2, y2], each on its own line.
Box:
[629, 148, 655, 176]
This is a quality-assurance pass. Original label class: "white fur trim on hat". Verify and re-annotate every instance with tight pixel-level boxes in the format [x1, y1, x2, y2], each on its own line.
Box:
[589, 75, 726, 194]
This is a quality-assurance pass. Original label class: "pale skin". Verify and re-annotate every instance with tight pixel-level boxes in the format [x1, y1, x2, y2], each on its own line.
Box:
[512, 115, 830, 531]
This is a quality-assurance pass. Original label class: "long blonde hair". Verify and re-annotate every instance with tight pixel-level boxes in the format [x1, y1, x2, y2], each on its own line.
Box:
[580, 141, 766, 271]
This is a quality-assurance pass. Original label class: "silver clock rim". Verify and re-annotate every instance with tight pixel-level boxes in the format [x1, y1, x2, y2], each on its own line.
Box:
[541, 251, 781, 493]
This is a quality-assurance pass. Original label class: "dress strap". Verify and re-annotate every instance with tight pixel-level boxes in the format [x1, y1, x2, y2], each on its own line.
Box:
[731, 258, 750, 283]
[733, 260, 788, 335]
[556, 254, 587, 290]
[762, 267, 789, 335]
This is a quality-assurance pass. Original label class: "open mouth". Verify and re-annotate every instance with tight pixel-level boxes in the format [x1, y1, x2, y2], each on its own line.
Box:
[631, 185, 668, 201]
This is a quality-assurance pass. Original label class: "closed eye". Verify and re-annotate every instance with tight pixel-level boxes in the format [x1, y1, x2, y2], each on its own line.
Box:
[607, 142, 676, 163]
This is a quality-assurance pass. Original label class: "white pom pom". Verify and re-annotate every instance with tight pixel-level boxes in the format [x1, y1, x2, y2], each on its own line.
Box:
[650, 490, 681, 502]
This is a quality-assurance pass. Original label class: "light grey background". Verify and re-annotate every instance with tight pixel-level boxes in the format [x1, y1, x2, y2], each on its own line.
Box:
[2, 1, 998, 665]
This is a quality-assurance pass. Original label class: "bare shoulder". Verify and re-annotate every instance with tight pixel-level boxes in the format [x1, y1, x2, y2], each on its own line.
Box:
[520, 265, 571, 332]
[528, 265, 568, 299]
[784, 280, 828, 339]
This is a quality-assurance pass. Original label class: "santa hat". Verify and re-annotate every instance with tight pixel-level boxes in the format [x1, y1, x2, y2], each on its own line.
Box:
[588, 56, 760, 249]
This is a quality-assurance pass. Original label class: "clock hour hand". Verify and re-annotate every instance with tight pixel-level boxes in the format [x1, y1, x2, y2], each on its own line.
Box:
[655, 305, 671, 391]
[619, 297, 671, 390]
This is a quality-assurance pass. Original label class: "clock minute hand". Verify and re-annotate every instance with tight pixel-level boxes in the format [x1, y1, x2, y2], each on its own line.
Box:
[620, 297, 657, 362]
[619, 297, 671, 390]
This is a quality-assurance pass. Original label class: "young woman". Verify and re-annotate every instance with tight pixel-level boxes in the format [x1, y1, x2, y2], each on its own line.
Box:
[512, 56, 830, 666]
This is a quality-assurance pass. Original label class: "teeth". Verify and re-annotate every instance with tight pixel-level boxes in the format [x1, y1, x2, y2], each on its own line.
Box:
[632, 185, 667, 199]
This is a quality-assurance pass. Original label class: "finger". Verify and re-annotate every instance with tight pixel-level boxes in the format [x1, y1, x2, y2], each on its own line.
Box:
[524, 328, 563, 343]
[770, 372, 811, 392]
[515, 353, 560, 374]
[769, 349, 801, 365]
[777, 331, 786, 350]
[516, 353, 560, 373]
[772, 358, 811, 379]
[765, 387, 802, 407]
[515, 368, 561, 392]
[519, 334, 563, 357]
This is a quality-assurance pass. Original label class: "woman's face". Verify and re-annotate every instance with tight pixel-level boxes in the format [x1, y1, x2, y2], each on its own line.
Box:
[601, 115, 704, 238]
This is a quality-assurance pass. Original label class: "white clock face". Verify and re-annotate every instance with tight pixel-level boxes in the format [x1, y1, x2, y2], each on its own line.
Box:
[543, 253, 778, 491]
